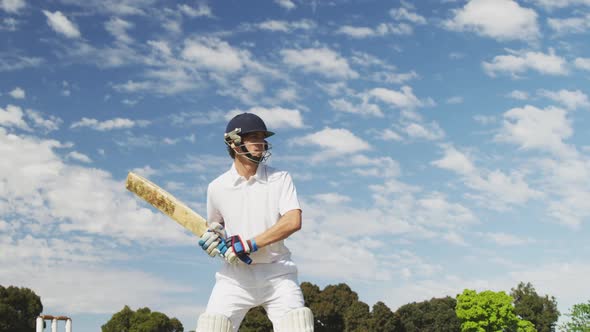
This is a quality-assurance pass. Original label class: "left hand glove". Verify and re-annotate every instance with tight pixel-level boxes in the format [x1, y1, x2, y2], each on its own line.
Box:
[218, 235, 258, 265]
[198, 222, 226, 257]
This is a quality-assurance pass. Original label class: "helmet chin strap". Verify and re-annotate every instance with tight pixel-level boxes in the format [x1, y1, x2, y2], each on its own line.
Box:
[236, 144, 271, 164]
[224, 130, 271, 164]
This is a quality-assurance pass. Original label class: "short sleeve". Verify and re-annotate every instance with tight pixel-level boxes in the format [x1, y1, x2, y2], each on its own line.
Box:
[206, 184, 223, 226]
[278, 172, 301, 216]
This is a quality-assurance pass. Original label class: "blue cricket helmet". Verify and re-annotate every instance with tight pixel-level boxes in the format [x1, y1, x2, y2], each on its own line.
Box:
[225, 113, 274, 138]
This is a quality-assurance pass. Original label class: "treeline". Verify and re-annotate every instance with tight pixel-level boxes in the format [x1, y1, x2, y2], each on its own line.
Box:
[2, 283, 589, 331]
[240, 281, 558, 332]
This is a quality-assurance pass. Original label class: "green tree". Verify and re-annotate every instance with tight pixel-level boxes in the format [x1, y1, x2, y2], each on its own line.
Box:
[239, 306, 273, 332]
[344, 301, 371, 332]
[102, 305, 183, 332]
[456, 289, 535, 332]
[394, 296, 460, 332]
[370, 301, 397, 332]
[511, 282, 560, 332]
[313, 283, 359, 331]
[559, 301, 590, 332]
[0, 285, 43, 332]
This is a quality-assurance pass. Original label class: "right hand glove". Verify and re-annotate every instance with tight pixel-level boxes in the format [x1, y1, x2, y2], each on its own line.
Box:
[217, 235, 258, 265]
[198, 222, 226, 257]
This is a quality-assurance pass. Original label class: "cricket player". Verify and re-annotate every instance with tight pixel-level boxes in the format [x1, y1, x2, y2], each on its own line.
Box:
[196, 113, 314, 332]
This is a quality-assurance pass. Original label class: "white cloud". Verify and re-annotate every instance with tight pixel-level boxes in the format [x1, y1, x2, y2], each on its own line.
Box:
[113, 80, 153, 93]
[67, 151, 92, 163]
[371, 71, 419, 84]
[226, 107, 304, 129]
[178, 3, 212, 18]
[42, 10, 81, 39]
[0, 0, 25, 13]
[329, 98, 383, 117]
[469, 169, 543, 208]
[147, 40, 172, 56]
[281, 47, 358, 79]
[548, 14, 590, 34]
[9, 87, 25, 99]
[0, 55, 42, 72]
[56, 0, 157, 16]
[432, 145, 476, 175]
[0, 104, 31, 130]
[105, 17, 134, 44]
[70, 117, 150, 131]
[473, 115, 497, 125]
[530, 0, 590, 10]
[1, 17, 19, 31]
[0, 127, 195, 245]
[313, 193, 351, 205]
[239, 75, 264, 95]
[390, 7, 427, 24]
[295, 127, 370, 158]
[538, 89, 590, 110]
[537, 157, 590, 227]
[380, 260, 590, 324]
[377, 128, 403, 142]
[336, 23, 413, 38]
[510, 262, 590, 318]
[432, 145, 542, 209]
[348, 155, 402, 179]
[446, 96, 463, 104]
[495, 105, 574, 156]
[404, 122, 445, 140]
[0, 253, 192, 315]
[62, 39, 140, 69]
[181, 37, 246, 73]
[574, 57, 590, 71]
[131, 165, 157, 177]
[368, 86, 432, 110]
[482, 49, 568, 77]
[257, 19, 315, 32]
[417, 194, 476, 228]
[25, 109, 62, 132]
[291, 194, 470, 280]
[170, 110, 225, 126]
[275, 87, 298, 103]
[444, 0, 539, 41]
[274, 0, 295, 10]
[483, 232, 535, 246]
[507, 90, 529, 100]
[336, 25, 376, 38]
[161, 15, 181, 35]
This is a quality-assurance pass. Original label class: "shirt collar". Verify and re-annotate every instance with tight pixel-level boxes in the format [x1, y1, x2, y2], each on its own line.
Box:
[229, 163, 267, 186]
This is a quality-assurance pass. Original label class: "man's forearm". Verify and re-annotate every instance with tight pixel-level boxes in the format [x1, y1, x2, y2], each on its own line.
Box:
[253, 209, 302, 248]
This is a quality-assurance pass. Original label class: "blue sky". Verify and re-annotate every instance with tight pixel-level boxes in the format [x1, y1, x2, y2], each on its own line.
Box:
[2, 0, 590, 330]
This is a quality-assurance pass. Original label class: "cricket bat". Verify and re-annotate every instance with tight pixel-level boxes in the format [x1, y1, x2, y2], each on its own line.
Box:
[125, 172, 208, 237]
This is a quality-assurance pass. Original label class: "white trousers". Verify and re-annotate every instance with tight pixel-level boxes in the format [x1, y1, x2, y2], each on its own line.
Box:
[204, 272, 305, 331]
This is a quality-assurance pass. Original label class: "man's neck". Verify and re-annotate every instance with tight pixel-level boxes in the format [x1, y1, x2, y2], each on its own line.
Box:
[234, 156, 258, 180]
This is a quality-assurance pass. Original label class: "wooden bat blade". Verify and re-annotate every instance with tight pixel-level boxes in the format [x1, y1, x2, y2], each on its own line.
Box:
[125, 172, 208, 237]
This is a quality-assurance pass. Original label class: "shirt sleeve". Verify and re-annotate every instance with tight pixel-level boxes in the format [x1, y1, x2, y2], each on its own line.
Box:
[278, 172, 301, 216]
[206, 184, 223, 226]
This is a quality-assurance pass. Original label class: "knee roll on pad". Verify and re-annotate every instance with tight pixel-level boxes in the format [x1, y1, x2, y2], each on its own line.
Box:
[196, 313, 233, 332]
[276, 307, 314, 332]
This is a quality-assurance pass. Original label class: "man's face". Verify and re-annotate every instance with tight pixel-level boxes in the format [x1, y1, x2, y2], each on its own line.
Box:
[241, 132, 267, 157]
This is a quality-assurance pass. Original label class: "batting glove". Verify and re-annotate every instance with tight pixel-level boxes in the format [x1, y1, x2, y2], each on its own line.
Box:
[218, 235, 258, 265]
[198, 222, 226, 257]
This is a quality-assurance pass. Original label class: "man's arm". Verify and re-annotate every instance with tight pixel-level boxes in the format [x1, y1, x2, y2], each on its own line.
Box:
[253, 209, 302, 248]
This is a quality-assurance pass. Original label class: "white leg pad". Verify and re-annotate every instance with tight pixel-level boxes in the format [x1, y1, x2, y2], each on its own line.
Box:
[276, 307, 314, 332]
[196, 313, 233, 332]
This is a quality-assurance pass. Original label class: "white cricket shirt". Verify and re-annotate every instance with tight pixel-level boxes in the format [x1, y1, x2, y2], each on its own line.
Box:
[207, 163, 301, 265]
